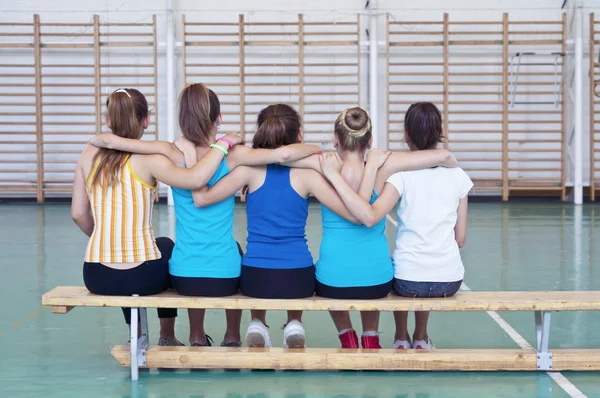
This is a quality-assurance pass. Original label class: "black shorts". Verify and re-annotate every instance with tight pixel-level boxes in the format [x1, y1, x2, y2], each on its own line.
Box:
[171, 276, 239, 297]
[240, 264, 315, 299]
[315, 279, 392, 299]
[170, 241, 243, 297]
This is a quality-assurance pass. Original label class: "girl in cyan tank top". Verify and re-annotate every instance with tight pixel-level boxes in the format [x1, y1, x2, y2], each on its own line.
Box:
[285, 107, 457, 349]
[89, 85, 321, 347]
[193, 104, 360, 349]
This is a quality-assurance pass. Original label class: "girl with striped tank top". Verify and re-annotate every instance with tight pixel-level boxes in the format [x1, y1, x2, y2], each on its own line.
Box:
[89, 84, 321, 347]
[73, 88, 243, 345]
[284, 107, 456, 349]
[190, 104, 360, 349]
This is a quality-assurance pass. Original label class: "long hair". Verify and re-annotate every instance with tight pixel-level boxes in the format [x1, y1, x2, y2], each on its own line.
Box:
[178, 83, 221, 146]
[89, 88, 148, 188]
[252, 104, 301, 149]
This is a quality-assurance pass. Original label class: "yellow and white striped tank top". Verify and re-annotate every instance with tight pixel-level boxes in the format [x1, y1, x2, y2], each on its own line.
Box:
[84, 155, 161, 263]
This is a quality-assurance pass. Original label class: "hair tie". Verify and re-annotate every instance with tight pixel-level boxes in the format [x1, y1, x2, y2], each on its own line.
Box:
[114, 88, 131, 98]
[339, 109, 371, 138]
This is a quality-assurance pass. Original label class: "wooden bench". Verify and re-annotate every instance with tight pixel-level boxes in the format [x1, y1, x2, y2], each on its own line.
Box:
[42, 286, 600, 380]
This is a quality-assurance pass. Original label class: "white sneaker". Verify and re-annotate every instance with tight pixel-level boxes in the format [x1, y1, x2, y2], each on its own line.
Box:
[412, 338, 434, 349]
[283, 320, 306, 348]
[245, 319, 272, 348]
[393, 339, 411, 349]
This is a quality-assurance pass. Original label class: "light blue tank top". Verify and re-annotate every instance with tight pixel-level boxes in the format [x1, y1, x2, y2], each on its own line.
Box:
[243, 164, 313, 269]
[169, 158, 241, 278]
[316, 191, 393, 287]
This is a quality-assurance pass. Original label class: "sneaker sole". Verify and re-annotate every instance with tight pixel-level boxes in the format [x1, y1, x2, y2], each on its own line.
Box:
[285, 333, 305, 349]
[245, 332, 266, 348]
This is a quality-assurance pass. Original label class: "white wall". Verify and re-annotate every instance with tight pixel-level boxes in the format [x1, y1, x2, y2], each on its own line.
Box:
[0, 0, 597, 197]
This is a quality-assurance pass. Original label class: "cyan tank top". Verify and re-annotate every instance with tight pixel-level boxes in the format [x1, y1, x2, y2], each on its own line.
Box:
[243, 164, 313, 269]
[316, 191, 393, 287]
[169, 158, 241, 278]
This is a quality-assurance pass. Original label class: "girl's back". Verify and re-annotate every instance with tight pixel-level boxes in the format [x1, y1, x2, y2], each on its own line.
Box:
[318, 192, 391, 288]
[84, 147, 160, 264]
[387, 166, 472, 282]
[169, 157, 240, 278]
[243, 164, 313, 269]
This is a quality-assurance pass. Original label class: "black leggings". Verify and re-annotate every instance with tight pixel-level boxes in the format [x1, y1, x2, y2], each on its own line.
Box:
[83, 237, 177, 324]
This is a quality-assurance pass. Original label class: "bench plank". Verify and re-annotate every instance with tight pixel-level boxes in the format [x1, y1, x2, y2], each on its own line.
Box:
[43, 286, 600, 312]
[111, 346, 541, 371]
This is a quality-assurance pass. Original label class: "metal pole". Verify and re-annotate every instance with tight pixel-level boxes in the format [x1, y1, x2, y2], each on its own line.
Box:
[368, 0, 379, 148]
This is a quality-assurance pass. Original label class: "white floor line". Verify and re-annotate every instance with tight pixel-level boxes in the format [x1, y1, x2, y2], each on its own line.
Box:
[385, 214, 587, 398]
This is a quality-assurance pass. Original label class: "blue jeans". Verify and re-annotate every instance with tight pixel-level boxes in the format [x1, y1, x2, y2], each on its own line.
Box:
[393, 278, 462, 298]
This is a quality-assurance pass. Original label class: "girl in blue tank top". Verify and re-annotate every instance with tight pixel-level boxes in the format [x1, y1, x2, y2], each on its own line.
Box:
[284, 107, 457, 349]
[89, 85, 322, 348]
[194, 104, 360, 349]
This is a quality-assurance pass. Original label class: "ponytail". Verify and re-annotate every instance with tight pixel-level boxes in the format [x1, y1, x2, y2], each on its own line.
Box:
[179, 83, 221, 146]
[252, 104, 301, 149]
[89, 88, 148, 188]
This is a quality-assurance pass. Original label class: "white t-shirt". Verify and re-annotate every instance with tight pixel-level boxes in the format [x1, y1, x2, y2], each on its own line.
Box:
[386, 167, 473, 282]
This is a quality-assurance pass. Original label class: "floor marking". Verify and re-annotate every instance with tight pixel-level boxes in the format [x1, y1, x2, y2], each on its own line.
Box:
[0, 332, 4, 336]
[9, 322, 22, 328]
[27, 313, 38, 318]
[385, 214, 587, 398]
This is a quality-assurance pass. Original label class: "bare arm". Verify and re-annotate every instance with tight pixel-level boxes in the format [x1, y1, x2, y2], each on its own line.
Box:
[357, 149, 391, 201]
[302, 169, 360, 224]
[89, 133, 182, 164]
[454, 196, 468, 248]
[228, 144, 322, 169]
[282, 153, 321, 172]
[71, 159, 94, 237]
[321, 154, 399, 227]
[377, 149, 455, 181]
[146, 142, 230, 190]
[192, 166, 252, 207]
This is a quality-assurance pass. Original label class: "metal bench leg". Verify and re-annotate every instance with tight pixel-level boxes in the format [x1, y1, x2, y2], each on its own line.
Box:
[130, 304, 139, 380]
[534, 311, 553, 371]
[138, 308, 149, 368]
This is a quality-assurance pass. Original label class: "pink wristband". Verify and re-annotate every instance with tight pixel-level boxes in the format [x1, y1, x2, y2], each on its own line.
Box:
[216, 137, 233, 149]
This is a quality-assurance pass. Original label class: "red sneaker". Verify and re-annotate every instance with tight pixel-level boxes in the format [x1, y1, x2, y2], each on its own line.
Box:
[361, 334, 382, 349]
[338, 329, 359, 348]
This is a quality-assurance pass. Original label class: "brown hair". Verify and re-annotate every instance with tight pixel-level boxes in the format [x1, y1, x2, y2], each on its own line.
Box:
[90, 88, 148, 188]
[334, 107, 372, 152]
[404, 102, 443, 150]
[252, 104, 301, 149]
[178, 83, 220, 146]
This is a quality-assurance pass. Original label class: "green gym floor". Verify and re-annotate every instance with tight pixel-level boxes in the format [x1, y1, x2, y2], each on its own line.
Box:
[0, 202, 599, 398]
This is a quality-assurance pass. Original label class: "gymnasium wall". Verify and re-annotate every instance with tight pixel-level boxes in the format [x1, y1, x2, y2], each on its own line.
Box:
[0, 0, 596, 200]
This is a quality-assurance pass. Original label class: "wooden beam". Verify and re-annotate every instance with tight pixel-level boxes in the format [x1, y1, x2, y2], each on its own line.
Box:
[42, 286, 600, 312]
[591, 13, 596, 201]
[51, 305, 74, 314]
[443, 13, 449, 150]
[502, 13, 509, 201]
[111, 346, 545, 371]
[33, 14, 43, 203]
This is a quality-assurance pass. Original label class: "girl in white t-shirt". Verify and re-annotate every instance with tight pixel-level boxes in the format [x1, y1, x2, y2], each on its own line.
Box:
[320, 102, 472, 350]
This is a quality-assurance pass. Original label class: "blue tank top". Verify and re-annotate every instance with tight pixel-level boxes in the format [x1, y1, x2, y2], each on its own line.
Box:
[316, 191, 393, 287]
[169, 158, 241, 278]
[243, 164, 313, 269]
